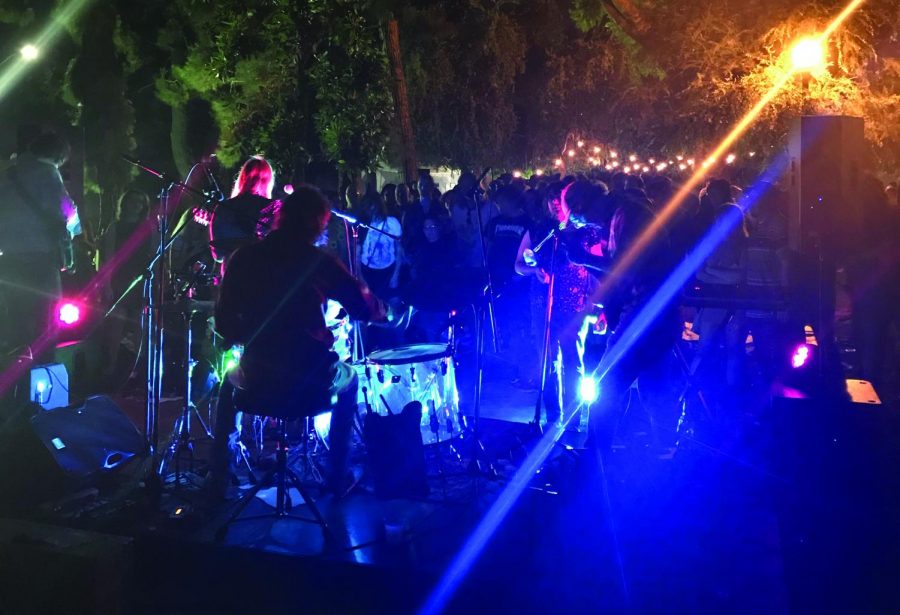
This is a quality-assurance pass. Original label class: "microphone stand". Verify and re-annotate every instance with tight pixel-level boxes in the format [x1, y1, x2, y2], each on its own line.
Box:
[331, 207, 400, 364]
[465, 168, 498, 477]
[117, 155, 212, 487]
[532, 233, 560, 432]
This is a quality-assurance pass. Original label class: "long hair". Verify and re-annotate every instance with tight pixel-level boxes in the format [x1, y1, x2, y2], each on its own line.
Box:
[231, 156, 275, 199]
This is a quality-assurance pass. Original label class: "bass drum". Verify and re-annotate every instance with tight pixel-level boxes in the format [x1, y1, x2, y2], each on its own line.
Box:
[315, 343, 463, 447]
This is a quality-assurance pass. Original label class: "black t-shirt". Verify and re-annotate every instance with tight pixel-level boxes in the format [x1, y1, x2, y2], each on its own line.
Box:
[216, 231, 382, 391]
[487, 214, 531, 286]
[210, 193, 274, 261]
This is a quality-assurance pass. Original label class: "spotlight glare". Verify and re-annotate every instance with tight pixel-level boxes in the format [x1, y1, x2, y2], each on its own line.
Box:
[20, 44, 40, 61]
[791, 344, 812, 369]
[58, 302, 80, 326]
[579, 376, 599, 404]
[790, 36, 826, 73]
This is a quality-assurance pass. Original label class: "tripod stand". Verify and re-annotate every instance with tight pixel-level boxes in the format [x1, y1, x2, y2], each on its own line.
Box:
[114, 156, 219, 487]
[157, 299, 215, 484]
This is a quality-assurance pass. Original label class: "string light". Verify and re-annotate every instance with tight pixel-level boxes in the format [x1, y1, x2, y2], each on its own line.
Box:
[678, 163, 687, 170]
[512, 170, 522, 178]
[577, 140, 584, 148]
[648, 158, 656, 164]
[642, 166, 650, 173]
[628, 154, 637, 162]
[725, 153, 736, 164]
[605, 164, 613, 170]
[554, 158, 563, 167]
[534, 169, 544, 176]
[676, 155, 684, 161]
[567, 150, 575, 158]
[593, 146, 601, 154]
[610, 151, 618, 158]
[623, 165, 631, 173]
[611, 161, 620, 168]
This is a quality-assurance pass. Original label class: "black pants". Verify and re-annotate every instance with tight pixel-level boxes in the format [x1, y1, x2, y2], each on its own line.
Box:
[210, 362, 357, 490]
[0, 253, 61, 361]
[588, 310, 681, 450]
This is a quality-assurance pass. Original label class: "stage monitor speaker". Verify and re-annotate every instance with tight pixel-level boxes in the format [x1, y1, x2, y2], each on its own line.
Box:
[0, 395, 144, 511]
[787, 114, 865, 256]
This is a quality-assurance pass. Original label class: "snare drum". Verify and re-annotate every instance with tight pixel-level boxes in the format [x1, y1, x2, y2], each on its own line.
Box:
[364, 343, 462, 445]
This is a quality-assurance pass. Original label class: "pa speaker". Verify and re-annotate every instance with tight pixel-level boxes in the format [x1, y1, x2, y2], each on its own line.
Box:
[787, 114, 865, 256]
[0, 395, 144, 511]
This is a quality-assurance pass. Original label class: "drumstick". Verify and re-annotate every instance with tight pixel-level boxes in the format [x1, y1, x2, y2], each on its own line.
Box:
[379, 394, 394, 416]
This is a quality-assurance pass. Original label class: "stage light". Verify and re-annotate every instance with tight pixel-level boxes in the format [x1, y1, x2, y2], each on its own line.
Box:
[726, 153, 736, 164]
[605, 164, 613, 170]
[642, 166, 650, 173]
[629, 154, 637, 162]
[676, 155, 684, 161]
[579, 376, 599, 404]
[611, 161, 619, 168]
[577, 140, 584, 148]
[283, 183, 294, 195]
[57, 301, 80, 326]
[610, 151, 618, 159]
[622, 165, 631, 173]
[534, 169, 544, 176]
[687, 158, 695, 165]
[593, 146, 601, 154]
[649, 158, 656, 164]
[567, 150, 575, 158]
[512, 170, 522, 178]
[554, 158, 563, 167]
[678, 163, 687, 170]
[791, 344, 812, 369]
[790, 36, 826, 73]
[19, 44, 39, 61]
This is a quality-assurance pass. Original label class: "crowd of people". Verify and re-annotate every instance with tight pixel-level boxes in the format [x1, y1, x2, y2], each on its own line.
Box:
[3, 138, 899, 457]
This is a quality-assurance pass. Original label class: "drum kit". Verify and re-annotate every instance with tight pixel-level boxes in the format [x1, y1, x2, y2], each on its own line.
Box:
[118, 153, 480, 493]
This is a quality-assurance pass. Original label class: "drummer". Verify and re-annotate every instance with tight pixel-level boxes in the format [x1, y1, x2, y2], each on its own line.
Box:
[209, 185, 385, 500]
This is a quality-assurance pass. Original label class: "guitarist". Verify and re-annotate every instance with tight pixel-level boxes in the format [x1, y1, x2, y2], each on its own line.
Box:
[0, 132, 79, 364]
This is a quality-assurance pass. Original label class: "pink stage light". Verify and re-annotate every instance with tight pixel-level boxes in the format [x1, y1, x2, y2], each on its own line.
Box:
[58, 301, 81, 326]
[283, 183, 294, 195]
[791, 344, 811, 369]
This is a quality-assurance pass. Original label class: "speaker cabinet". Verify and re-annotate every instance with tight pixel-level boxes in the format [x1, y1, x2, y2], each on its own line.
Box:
[0, 395, 144, 511]
[788, 115, 865, 256]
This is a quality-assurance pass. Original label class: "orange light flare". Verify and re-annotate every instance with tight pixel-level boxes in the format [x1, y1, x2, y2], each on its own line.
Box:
[587, 0, 866, 307]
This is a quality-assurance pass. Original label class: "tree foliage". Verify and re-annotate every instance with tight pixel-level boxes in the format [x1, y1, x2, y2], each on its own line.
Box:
[155, 0, 393, 175]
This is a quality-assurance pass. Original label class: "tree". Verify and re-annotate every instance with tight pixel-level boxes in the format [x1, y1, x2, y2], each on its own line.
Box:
[155, 0, 393, 180]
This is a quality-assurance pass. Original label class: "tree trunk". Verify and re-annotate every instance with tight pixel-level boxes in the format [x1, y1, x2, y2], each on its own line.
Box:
[386, 18, 418, 184]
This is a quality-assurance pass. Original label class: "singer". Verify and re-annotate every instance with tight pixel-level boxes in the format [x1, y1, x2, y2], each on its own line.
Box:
[209, 156, 278, 265]
[515, 180, 603, 429]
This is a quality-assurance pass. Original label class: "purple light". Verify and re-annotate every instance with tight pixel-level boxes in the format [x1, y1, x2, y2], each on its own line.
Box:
[791, 344, 811, 369]
[58, 302, 81, 326]
[283, 183, 294, 195]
